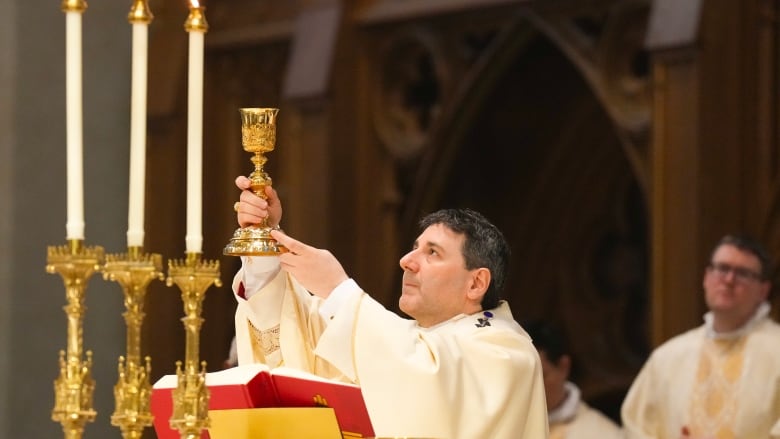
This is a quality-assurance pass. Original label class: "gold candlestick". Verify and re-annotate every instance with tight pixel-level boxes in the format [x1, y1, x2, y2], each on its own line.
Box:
[61, 0, 87, 12]
[128, 0, 152, 23]
[224, 108, 287, 256]
[103, 246, 163, 439]
[184, 1, 207, 33]
[47, 240, 104, 439]
[166, 252, 222, 439]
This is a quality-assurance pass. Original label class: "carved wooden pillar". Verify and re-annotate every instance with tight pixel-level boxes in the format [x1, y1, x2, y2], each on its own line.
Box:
[750, 0, 780, 320]
[648, 50, 703, 346]
[279, 5, 342, 249]
[646, 0, 705, 346]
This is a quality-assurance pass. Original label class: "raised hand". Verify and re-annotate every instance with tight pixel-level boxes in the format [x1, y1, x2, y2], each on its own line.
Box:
[271, 229, 349, 299]
[234, 175, 282, 228]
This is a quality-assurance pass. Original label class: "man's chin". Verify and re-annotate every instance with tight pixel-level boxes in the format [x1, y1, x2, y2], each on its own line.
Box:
[398, 295, 415, 315]
[708, 302, 736, 314]
[707, 296, 735, 309]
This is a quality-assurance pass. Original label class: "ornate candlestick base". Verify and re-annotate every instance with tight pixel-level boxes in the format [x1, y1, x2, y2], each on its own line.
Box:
[166, 252, 221, 439]
[103, 246, 163, 439]
[47, 240, 104, 439]
[111, 356, 153, 439]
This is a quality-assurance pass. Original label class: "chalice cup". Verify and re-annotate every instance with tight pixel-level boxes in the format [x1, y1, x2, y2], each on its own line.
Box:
[223, 108, 287, 256]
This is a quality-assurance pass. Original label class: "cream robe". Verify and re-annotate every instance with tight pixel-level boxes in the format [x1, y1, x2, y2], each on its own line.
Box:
[621, 304, 780, 439]
[234, 266, 549, 439]
[548, 382, 623, 439]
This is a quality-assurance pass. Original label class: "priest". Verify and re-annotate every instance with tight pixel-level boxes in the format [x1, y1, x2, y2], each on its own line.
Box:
[525, 321, 623, 439]
[230, 175, 549, 439]
[622, 235, 780, 438]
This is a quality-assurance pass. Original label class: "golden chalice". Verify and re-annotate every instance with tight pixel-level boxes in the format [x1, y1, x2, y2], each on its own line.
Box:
[224, 108, 287, 256]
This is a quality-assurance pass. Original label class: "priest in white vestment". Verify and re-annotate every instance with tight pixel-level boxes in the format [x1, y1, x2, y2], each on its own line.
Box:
[547, 383, 624, 439]
[230, 176, 549, 439]
[526, 321, 624, 439]
[622, 235, 780, 439]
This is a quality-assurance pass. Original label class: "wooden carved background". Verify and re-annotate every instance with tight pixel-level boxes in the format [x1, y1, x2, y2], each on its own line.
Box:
[140, 0, 780, 429]
[361, 0, 653, 418]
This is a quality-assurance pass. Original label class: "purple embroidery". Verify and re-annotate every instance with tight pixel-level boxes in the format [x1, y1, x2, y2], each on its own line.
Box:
[475, 311, 493, 328]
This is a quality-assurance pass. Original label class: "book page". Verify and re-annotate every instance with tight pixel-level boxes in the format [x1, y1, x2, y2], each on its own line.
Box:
[271, 366, 359, 388]
[152, 364, 273, 389]
[206, 363, 271, 386]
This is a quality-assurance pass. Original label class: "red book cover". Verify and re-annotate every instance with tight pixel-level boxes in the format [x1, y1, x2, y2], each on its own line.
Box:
[269, 367, 375, 437]
[151, 363, 275, 439]
[151, 364, 374, 438]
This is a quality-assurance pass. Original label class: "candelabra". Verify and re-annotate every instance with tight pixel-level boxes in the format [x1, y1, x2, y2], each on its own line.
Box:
[166, 252, 222, 439]
[47, 240, 105, 439]
[103, 246, 163, 439]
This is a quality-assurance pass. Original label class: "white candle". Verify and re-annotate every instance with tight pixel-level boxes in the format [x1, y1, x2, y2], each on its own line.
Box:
[127, 2, 153, 248]
[184, 2, 207, 254]
[65, 8, 86, 241]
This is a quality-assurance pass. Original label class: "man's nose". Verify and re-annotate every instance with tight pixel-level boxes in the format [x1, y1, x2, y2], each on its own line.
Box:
[399, 250, 418, 271]
[723, 269, 737, 282]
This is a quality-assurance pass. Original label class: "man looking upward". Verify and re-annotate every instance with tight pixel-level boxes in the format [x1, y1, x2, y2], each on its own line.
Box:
[231, 175, 549, 439]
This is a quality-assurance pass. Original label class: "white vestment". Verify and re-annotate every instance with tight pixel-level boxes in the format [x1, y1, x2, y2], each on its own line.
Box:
[548, 382, 623, 439]
[233, 259, 549, 439]
[622, 302, 780, 439]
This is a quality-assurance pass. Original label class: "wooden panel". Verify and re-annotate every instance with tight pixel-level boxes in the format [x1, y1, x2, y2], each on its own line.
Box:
[649, 54, 703, 346]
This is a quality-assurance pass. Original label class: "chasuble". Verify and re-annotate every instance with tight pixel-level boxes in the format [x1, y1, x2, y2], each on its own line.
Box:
[232, 257, 549, 439]
[622, 303, 780, 439]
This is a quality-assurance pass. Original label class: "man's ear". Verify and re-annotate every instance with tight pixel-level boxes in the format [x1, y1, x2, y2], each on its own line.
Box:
[467, 268, 491, 301]
[559, 355, 572, 379]
[759, 280, 771, 301]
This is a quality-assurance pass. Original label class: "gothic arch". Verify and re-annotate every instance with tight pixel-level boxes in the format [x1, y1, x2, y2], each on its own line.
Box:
[393, 12, 651, 419]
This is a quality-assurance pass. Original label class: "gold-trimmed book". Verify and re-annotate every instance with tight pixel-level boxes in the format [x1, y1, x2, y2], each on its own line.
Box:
[151, 363, 375, 439]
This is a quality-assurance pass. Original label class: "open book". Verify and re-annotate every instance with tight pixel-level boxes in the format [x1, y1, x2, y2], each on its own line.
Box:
[151, 363, 375, 439]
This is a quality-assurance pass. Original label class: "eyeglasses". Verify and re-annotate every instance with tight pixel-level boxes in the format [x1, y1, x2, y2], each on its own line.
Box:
[708, 262, 763, 284]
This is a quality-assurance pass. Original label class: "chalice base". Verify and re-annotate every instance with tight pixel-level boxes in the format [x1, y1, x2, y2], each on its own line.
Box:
[223, 226, 287, 256]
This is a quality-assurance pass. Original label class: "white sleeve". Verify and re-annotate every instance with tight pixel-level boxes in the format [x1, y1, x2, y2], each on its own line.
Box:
[234, 256, 281, 300]
[318, 278, 361, 320]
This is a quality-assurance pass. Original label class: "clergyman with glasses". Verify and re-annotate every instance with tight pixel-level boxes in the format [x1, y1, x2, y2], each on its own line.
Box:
[622, 235, 780, 439]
